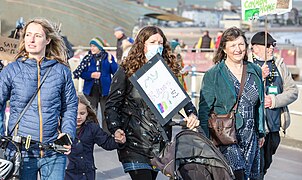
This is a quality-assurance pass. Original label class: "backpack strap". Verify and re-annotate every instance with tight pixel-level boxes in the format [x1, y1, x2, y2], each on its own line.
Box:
[157, 122, 169, 143]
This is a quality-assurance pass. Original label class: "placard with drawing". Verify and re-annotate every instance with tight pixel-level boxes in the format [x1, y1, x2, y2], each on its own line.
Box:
[129, 54, 190, 126]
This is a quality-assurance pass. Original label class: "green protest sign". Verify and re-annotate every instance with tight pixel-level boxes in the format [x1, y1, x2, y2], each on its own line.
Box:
[241, 0, 292, 21]
[244, 8, 260, 21]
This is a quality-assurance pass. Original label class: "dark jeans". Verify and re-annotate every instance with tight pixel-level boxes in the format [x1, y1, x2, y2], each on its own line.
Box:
[259, 132, 280, 179]
[85, 84, 109, 133]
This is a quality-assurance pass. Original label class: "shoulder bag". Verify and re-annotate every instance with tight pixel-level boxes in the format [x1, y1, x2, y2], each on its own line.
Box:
[208, 63, 246, 146]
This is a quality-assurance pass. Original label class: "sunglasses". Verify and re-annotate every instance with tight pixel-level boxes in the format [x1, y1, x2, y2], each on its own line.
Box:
[265, 42, 276, 48]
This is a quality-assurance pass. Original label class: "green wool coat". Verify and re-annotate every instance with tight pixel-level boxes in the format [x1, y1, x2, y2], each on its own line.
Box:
[198, 60, 265, 138]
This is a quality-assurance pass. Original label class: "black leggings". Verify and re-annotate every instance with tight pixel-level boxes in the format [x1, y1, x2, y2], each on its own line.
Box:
[261, 132, 280, 175]
[128, 169, 158, 180]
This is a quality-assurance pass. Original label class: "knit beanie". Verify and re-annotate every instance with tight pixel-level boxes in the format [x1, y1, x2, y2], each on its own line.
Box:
[114, 26, 124, 33]
[89, 37, 105, 51]
[170, 40, 180, 53]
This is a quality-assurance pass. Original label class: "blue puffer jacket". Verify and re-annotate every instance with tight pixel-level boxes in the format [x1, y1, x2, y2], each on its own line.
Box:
[0, 57, 78, 157]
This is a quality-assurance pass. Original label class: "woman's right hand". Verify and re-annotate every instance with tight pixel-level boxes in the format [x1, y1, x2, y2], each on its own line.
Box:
[184, 114, 200, 130]
[91, 72, 101, 79]
[114, 129, 126, 144]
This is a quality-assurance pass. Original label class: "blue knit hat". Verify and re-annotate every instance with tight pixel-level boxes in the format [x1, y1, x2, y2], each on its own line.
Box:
[89, 37, 104, 50]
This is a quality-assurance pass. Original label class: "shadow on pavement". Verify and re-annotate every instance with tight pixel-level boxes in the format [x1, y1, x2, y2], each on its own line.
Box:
[96, 167, 129, 180]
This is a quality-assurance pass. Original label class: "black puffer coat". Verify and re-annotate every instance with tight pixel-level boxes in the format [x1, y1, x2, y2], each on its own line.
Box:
[105, 67, 197, 164]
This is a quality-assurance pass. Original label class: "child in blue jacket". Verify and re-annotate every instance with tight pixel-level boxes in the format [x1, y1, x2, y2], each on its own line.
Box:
[65, 94, 125, 180]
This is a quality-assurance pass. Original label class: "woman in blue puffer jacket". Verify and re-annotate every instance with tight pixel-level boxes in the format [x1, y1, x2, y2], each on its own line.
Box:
[0, 18, 78, 180]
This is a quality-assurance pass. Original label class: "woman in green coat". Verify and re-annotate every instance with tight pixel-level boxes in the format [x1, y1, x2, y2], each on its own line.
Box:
[198, 27, 265, 180]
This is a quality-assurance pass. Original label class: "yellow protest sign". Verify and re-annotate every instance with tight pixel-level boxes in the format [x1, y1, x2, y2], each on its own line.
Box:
[0, 36, 19, 61]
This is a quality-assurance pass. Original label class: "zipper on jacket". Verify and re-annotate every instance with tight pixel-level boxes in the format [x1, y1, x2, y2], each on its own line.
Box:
[37, 58, 44, 157]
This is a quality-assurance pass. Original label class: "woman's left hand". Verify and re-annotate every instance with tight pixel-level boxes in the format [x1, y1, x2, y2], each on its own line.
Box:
[184, 114, 200, 130]
[63, 145, 72, 155]
[57, 133, 72, 155]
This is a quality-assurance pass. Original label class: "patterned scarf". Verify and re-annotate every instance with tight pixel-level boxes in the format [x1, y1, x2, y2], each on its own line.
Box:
[73, 50, 108, 79]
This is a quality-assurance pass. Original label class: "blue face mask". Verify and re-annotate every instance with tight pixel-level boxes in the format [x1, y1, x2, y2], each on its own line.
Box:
[145, 44, 164, 60]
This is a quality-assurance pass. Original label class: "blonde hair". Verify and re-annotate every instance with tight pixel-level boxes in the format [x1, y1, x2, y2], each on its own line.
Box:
[15, 18, 68, 66]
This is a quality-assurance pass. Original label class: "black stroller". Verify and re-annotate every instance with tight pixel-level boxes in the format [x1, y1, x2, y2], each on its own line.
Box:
[151, 127, 235, 180]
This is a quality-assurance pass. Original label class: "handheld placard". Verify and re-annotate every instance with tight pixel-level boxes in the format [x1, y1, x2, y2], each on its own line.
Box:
[129, 54, 190, 126]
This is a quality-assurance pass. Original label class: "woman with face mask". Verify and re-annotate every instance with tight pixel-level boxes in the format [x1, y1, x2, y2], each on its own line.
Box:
[104, 26, 199, 180]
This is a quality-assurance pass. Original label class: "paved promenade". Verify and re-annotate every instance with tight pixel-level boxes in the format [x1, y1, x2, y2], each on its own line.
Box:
[93, 127, 302, 180]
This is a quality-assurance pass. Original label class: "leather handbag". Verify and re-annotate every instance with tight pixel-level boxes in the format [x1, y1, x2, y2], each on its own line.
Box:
[208, 63, 246, 146]
[208, 110, 237, 146]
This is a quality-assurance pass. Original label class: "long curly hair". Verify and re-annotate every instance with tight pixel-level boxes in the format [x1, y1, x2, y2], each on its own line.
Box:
[78, 94, 99, 125]
[15, 18, 69, 67]
[121, 26, 180, 77]
[213, 27, 248, 64]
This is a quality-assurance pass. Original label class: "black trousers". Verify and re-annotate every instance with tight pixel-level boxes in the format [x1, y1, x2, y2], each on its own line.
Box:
[85, 84, 109, 133]
[128, 169, 158, 180]
[259, 132, 280, 179]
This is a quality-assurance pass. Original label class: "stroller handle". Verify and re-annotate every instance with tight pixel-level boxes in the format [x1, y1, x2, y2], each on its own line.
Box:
[168, 120, 187, 127]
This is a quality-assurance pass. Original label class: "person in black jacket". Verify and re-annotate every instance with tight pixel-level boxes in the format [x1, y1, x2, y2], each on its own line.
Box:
[65, 94, 125, 180]
[195, 30, 214, 52]
[105, 26, 199, 180]
[54, 23, 74, 60]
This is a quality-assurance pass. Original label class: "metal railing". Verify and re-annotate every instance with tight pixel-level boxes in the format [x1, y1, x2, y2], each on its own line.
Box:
[72, 46, 117, 51]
